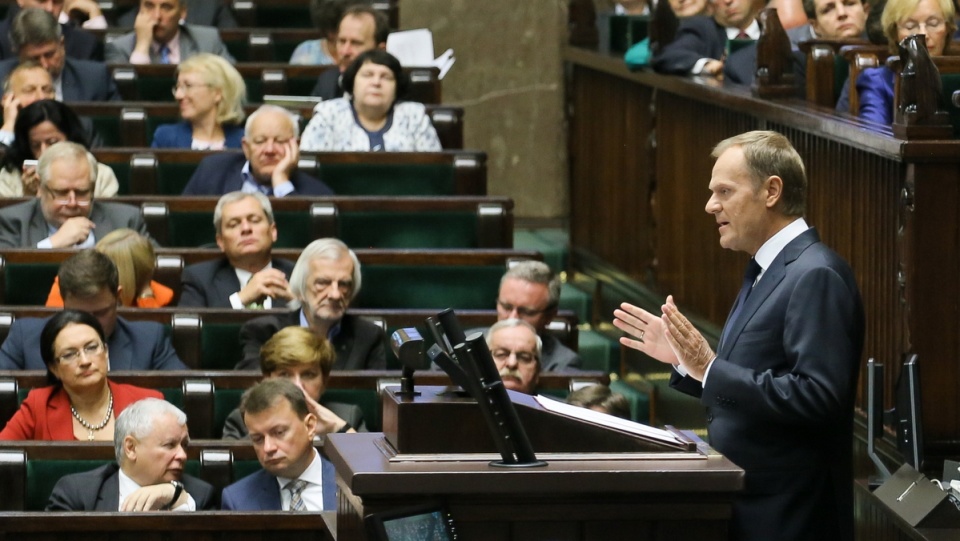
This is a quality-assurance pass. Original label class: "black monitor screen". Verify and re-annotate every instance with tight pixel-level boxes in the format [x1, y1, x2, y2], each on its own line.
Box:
[365, 504, 456, 541]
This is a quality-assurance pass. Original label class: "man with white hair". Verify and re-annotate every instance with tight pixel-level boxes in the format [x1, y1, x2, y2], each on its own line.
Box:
[238, 238, 386, 370]
[46, 398, 216, 511]
[181, 104, 333, 196]
[487, 319, 541, 395]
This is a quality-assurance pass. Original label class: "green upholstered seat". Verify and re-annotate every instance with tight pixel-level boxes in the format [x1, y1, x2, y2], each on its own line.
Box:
[356, 264, 502, 310]
[319, 163, 455, 196]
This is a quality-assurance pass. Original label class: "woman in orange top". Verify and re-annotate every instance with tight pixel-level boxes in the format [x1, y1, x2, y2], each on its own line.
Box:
[46, 229, 173, 308]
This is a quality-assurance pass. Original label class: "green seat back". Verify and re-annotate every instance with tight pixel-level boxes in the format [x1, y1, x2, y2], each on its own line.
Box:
[252, 6, 312, 28]
[159, 387, 183, 409]
[214, 388, 245, 438]
[222, 36, 254, 63]
[233, 460, 263, 482]
[6, 262, 57, 305]
[339, 211, 478, 249]
[323, 388, 380, 431]
[609, 15, 649, 53]
[88, 114, 124, 147]
[319, 164, 455, 196]
[356, 264, 502, 310]
[168, 211, 217, 247]
[609, 379, 652, 424]
[158, 163, 200, 195]
[110, 160, 132, 195]
[27, 459, 108, 510]
[728, 38, 753, 55]
[833, 56, 850, 104]
[135, 75, 176, 101]
[201, 324, 244, 370]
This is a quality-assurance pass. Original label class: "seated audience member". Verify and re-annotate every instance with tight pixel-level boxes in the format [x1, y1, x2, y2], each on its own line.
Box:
[652, 0, 766, 79]
[0, 100, 118, 197]
[0, 310, 163, 441]
[0, 141, 146, 248]
[491, 261, 581, 371]
[487, 319, 541, 396]
[47, 398, 216, 510]
[221, 379, 337, 511]
[290, 0, 352, 65]
[566, 384, 632, 420]
[224, 326, 364, 439]
[47, 228, 173, 308]
[854, 0, 954, 123]
[0, 1, 102, 60]
[117, 0, 238, 28]
[181, 105, 333, 196]
[789, 0, 870, 47]
[625, 0, 712, 68]
[300, 50, 442, 152]
[152, 53, 246, 150]
[105, 0, 235, 64]
[238, 238, 386, 371]
[179, 192, 295, 309]
[311, 4, 389, 100]
[1, 61, 53, 138]
[0, 8, 119, 101]
[0, 250, 187, 371]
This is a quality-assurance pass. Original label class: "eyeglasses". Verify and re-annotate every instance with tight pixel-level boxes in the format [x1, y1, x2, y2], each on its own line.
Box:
[171, 82, 211, 96]
[491, 349, 538, 365]
[42, 185, 92, 206]
[898, 18, 943, 32]
[496, 300, 549, 318]
[57, 341, 105, 364]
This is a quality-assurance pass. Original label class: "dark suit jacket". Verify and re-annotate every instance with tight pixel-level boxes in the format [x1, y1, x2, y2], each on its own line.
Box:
[179, 257, 295, 308]
[117, 0, 237, 28]
[0, 199, 149, 248]
[221, 399, 367, 439]
[0, 316, 186, 371]
[310, 68, 343, 100]
[181, 152, 334, 196]
[0, 57, 120, 102]
[151, 121, 243, 149]
[0, 21, 103, 61]
[540, 333, 582, 371]
[670, 229, 864, 541]
[238, 311, 386, 370]
[221, 454, 337, 510]
[653, 16, 730, 75]
[105, 24, 235, 64]
[46, 463, 216, 510]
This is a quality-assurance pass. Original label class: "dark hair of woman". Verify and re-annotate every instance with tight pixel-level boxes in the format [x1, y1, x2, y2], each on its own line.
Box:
[341, 49, 410, 100]
[5, 99, 90, 170]
[40, 309, 106, 385]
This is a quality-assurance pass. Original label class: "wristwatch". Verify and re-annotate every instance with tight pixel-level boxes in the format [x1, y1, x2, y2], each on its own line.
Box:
[163, 480, 184, 510]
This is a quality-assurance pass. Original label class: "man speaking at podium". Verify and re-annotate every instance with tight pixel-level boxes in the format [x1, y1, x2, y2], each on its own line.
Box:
[614, 131, 864, 541]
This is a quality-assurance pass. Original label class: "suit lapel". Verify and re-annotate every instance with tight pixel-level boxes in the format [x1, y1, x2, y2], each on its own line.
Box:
[719, 229, 820, 356]
[27, 201, 49, 246]
[179, 27, 199, 58]
[107, 320, 132, 370]
[96, 466, 122, 511]
[321, 456, 337, 510]
[258, 470, 282, 510]
[214, 260, 243, 303]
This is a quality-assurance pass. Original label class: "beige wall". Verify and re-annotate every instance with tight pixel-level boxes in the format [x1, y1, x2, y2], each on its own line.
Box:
[400, 0, 569, 220]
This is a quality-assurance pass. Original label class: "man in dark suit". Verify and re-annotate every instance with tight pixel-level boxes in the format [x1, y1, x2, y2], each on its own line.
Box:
[105, 0, 235, 64]
[0, 8, 119, 101]
[0, 142, 148, 248]
[614, 131, 863, 541]
[179, 192, 295, 309]
[311, 4, 388, 100]
[182, 105, 333, 196]
[0, 2, 102, 60]
[221, 379, 337, 511]
[238, 238, 386, 371]
[488, 319, 542, 395]
[0, 250, 187, 371]
[47, 398, 215, 511]
[652, 0, 765, 79]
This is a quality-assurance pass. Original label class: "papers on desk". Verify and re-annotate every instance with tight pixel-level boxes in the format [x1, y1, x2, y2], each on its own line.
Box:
[533, 394, 687, 447]
[386, 29, 456, 79]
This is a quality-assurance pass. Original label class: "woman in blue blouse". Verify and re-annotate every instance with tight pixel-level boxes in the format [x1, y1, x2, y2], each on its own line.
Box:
[857, 0, 954, 124]
[151, 53, 247, 150]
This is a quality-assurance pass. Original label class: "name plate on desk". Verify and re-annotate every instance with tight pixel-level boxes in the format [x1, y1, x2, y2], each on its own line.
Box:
[873, 463, 960, 528]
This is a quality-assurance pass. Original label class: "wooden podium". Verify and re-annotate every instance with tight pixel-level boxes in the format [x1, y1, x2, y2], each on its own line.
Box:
[325, 386, 744, 541]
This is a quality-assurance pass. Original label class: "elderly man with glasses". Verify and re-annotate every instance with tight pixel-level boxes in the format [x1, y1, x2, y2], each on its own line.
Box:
[0, 141, 150, 248]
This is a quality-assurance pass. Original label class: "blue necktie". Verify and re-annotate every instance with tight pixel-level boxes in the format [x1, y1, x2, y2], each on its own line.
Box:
[160, 45, 171, 64]
[286, 479, 308, 511]
[719, 258, 762, 349]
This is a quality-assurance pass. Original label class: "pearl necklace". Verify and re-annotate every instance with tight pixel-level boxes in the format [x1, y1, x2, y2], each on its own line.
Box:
[70, 389, 114, 441]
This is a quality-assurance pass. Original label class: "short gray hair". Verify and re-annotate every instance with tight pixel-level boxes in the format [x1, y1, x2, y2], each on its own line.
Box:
[38, 141, 97, 188]
[114, 398, 187, 463]
[289, 238, 362, 306]
[244, 104, 300, 138]
[486, 318, 543, 359]
[10, 8, 61, 51]
[502, 260, 561, 311]
[213, 191, 275, 233]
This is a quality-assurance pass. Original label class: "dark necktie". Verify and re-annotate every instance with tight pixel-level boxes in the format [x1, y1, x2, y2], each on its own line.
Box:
[735, 31, 749, 39]
[160, 45, 171, 64]
[719, 258, 762, 349]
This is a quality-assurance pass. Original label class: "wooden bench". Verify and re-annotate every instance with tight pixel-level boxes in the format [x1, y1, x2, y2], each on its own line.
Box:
[90, 148, 487, 196]
[69, 100, 464, 149]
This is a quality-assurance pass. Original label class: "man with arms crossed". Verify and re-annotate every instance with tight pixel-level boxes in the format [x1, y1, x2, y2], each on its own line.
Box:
[614, 131, 863, 541]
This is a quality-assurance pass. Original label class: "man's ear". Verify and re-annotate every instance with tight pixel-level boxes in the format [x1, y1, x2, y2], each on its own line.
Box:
[123, 435, 138, 462]
[764, 175, 784, 209]
[304, 412, 318, 439]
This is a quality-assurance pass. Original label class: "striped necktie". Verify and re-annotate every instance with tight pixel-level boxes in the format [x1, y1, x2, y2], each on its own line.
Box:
[286, 479, 308, 511]
[159, 45, 171, 64]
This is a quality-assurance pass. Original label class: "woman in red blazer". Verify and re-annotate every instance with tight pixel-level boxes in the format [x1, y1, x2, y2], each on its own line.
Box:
[0, 310, 161, 441]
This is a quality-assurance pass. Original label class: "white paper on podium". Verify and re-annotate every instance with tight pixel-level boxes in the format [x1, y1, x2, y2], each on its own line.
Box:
[386, 28, 456, 79]
[534, 394, 686, 446]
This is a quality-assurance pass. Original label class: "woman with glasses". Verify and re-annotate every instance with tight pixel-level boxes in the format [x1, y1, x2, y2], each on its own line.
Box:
[151, 53, 246, 150]
[0, 100, 118, 197]
[0, 310, 161, 441]
[856, 0, 955, 123]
